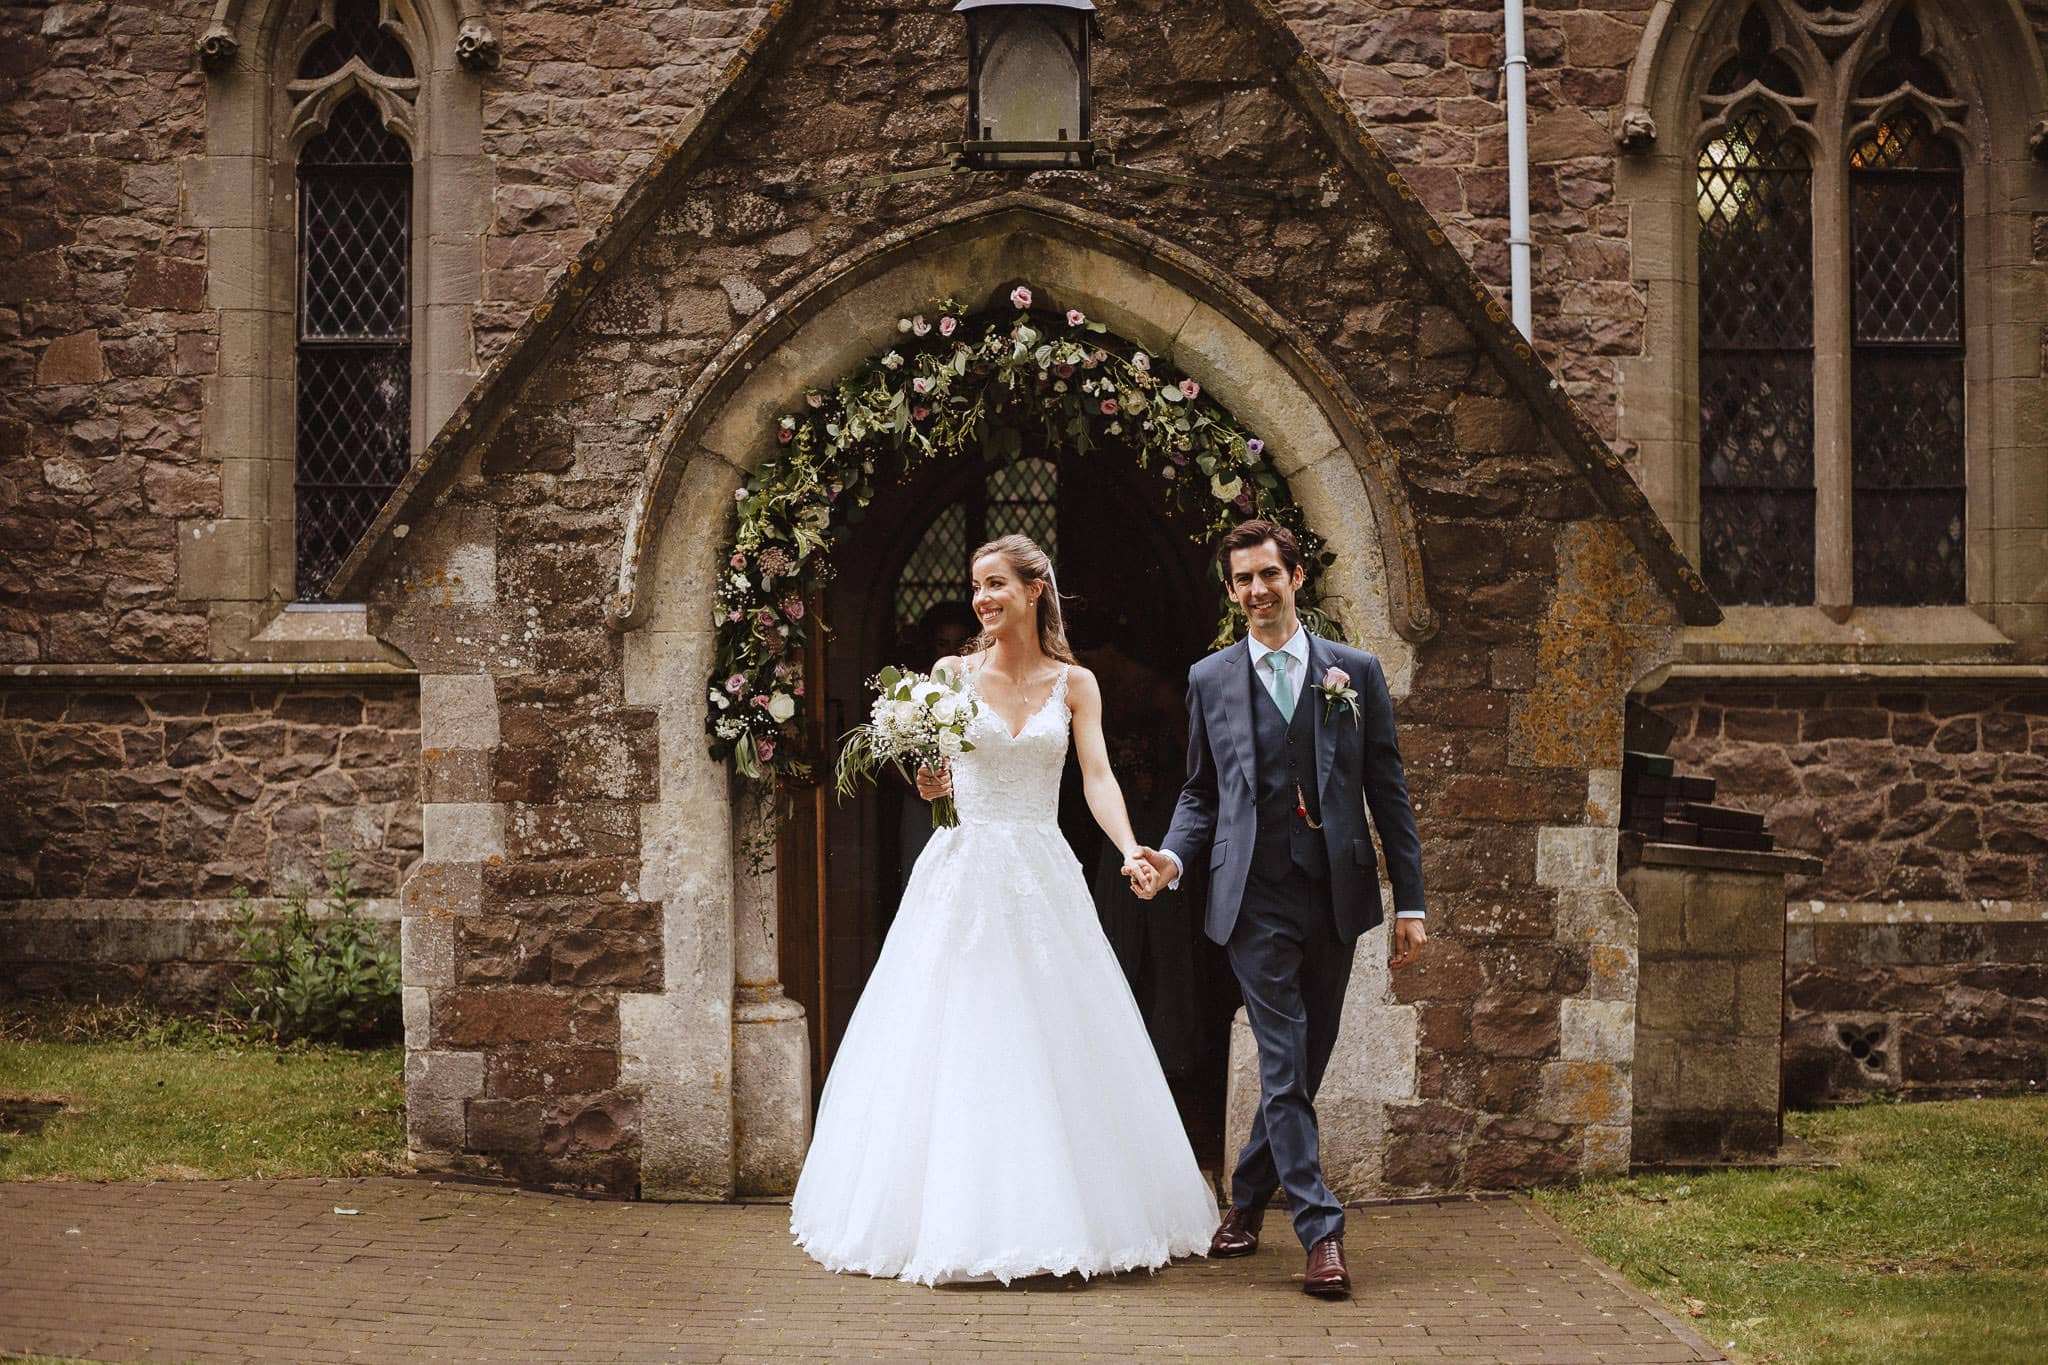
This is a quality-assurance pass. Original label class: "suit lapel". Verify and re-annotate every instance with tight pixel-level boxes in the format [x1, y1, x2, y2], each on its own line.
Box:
[1224, 639, 1257, 792]
[1307, 632, 1336, 801]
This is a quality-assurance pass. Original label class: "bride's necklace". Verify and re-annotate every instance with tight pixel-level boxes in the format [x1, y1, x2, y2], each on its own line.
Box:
[973, 655, 1060, 734]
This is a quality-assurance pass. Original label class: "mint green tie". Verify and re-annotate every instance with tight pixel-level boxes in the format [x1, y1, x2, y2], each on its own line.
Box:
[1270, 652, 1295, 722]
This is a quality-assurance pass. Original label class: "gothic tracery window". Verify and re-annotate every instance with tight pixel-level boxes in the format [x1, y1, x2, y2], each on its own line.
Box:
[1694, 3, 1970, 609]
[290, 0, 420, 598]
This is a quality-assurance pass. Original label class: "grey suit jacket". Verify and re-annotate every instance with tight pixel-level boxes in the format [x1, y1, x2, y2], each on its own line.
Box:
[1163, 632, 1425, 945]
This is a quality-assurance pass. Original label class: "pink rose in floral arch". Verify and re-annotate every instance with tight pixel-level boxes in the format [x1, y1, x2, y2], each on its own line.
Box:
[1100, 399, 1119, 416]
[1010, 285, 1032, 309]
[938, 315, 957, 337]
[1179, 378, 1201, 400]
[1066, 309, 1086, 326]
[756, 736, 776, 762]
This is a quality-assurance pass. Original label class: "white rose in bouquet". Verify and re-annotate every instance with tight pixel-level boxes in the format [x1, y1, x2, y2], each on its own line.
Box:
[836, 664, 980, 829]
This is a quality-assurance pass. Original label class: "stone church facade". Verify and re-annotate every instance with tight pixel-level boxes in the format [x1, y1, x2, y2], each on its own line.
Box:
[3, 0, 2044, 1194]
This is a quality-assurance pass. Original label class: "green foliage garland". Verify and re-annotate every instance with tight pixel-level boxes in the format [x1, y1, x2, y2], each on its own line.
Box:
[708, 284, 1329, 787]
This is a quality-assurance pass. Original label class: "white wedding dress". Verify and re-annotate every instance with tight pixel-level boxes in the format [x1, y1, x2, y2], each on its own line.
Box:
[790, 664, 1220, 1285]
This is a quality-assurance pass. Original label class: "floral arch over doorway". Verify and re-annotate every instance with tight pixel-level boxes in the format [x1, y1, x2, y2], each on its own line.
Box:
[706, 285, 1330, 784]
[614, 197, 1437, 1198]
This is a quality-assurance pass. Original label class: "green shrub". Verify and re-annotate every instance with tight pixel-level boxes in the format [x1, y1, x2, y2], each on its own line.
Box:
[229, 853, 401, 1046]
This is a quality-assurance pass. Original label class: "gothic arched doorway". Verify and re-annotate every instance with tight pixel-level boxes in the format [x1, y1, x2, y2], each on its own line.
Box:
[776, 438, 1242, 1166]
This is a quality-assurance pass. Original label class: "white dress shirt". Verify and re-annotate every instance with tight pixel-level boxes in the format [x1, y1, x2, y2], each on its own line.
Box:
[1156, 626, 1423, 919]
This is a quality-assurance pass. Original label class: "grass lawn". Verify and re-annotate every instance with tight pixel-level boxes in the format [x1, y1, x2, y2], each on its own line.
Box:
[1536, 1095, 2048, 1365]
[0, 1003, 404, 1182]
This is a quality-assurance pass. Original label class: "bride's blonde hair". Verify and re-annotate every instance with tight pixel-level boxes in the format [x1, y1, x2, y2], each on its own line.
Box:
[967, 534, 1076, 664]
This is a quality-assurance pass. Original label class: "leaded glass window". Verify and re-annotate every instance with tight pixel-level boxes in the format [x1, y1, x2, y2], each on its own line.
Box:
[1691, 2, 1973, 611]
[893, 459, 1060, 632]
[291, 0, 418, 599]
[1697, 109, 1816, 605]
[1848, 29, 1965, 605]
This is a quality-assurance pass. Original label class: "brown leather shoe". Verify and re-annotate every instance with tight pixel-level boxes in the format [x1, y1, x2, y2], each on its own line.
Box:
[1208, 1203, 1264, 1258]
[1303, 1235, 1350, 1297]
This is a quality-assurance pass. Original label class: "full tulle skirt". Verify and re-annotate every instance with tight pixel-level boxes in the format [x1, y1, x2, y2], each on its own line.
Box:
[789, 818, 1221, 1286]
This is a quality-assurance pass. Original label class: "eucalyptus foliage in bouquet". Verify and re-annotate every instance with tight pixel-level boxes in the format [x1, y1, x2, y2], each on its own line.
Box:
[835, 665, 979, 830]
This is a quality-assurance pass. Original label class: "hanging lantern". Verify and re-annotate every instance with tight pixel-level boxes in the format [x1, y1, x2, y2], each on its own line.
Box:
[955, 0, 1094, 170]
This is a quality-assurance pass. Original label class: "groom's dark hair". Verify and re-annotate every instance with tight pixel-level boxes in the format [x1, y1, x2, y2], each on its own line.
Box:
[1217, 519, 1302, 576]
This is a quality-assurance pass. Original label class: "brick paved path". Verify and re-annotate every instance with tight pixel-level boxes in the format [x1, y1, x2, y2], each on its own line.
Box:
[0, 1178, 1721, 1362]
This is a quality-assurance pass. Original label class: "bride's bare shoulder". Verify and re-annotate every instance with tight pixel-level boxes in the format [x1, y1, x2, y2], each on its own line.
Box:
[935, 651, 980, 678]
[1063, 662, 1100, 700]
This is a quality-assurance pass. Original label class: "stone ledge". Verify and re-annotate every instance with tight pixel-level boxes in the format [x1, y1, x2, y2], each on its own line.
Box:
[1679, 605, 2018, 668]
[1789, 899, 2048, 925]
[4, 662, 417, 682]
[1621, 836, 1824, 878]
[1663, 663, 2048, 681]
[1, 897, 401, 922]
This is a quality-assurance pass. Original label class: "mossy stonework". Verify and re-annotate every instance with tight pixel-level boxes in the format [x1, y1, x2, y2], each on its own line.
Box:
[6, 0, 2039, 1198]
[307, 0, 1708, 1197]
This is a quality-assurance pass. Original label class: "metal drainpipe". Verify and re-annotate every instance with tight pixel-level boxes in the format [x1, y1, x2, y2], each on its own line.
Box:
[1503, 0, 1533, 341]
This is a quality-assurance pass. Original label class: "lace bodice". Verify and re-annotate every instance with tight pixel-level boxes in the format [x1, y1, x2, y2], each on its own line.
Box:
[951, 665, 1070, 827]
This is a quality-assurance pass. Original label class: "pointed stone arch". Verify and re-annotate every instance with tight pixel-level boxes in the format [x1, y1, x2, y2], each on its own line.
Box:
[616, 194, 1436, 652]
[1617, 0, 2048, 161]
[614, 195, 1439, 1198]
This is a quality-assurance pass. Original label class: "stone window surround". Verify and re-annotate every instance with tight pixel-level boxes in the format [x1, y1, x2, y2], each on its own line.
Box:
[1612, 0, 2048, 665]
[180, 0, 490, 664]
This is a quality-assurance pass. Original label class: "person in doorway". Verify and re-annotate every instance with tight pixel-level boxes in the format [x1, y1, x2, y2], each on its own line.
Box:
[1132, 519, 1427, 1299]
[791, 535, 1218, 1285]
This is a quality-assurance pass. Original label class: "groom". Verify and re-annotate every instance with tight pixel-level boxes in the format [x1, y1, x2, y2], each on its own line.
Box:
[1134, 519, 1426, 1298]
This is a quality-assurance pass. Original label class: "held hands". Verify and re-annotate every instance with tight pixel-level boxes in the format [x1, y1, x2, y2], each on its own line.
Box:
[914, 764, 952, 801]
[1124, 847, 1177, 901]
[1120, 847, 1164, 899]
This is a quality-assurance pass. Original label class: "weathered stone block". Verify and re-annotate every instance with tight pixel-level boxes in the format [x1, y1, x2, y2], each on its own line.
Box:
[405, 1048, 483, 1156]
[437, 986, 577, 1046]
[1637, 958, 1735, 1033]
[422, 802, 504, 862]
[1682, 872, 1781, 955]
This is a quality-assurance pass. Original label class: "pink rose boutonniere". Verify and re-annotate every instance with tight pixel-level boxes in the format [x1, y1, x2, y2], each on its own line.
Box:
[1316, 665, 1361, 726]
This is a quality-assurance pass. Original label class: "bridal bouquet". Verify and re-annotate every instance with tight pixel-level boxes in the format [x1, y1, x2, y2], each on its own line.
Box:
[834, 665, 979, 829]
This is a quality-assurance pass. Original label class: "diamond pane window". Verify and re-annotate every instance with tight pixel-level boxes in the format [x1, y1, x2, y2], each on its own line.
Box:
[894, 502, 970, 635]
[893, 460, 1060, 634]
[1850, 108, 1965, 604]
[295, 95, 412, 598]
[1697, 110, 1816, 605]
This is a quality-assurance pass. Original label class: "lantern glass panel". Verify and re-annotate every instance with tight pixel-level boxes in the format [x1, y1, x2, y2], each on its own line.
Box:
[977, 13, 1082, 144]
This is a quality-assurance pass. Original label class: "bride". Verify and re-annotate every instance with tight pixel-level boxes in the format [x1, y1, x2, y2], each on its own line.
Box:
[791, 534, 1220, 1285]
